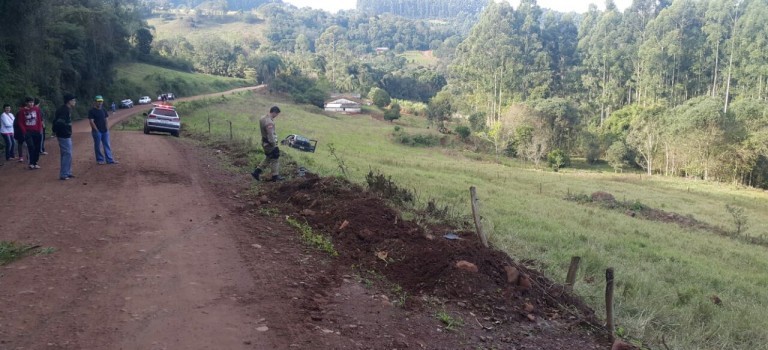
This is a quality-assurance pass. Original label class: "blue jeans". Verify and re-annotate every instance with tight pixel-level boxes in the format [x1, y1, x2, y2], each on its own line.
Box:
[2, 134, 13, 160]
[58, 137, 72, 178]
[91, 130, 114, 163]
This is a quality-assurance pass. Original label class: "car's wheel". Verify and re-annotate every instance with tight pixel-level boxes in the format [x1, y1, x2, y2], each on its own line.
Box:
[171, 131, 179, 137]
[143, 125, 149, 134]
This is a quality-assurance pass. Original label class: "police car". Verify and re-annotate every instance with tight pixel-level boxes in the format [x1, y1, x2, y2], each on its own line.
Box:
[143, 104, 180, 137]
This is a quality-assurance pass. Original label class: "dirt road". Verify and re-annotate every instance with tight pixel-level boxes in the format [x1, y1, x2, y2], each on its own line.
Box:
[0, 87, 296, 349]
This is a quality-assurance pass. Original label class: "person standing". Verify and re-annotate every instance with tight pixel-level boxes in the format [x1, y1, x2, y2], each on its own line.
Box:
[88, 95, 118, 164]
[34, 98, 48, 155]
[251, 106, 283, 182]
[52, 94, 76, 180]
[18, 97, 43, 169]
[12, 103, 25, 162]
[1, 104, 15, 161]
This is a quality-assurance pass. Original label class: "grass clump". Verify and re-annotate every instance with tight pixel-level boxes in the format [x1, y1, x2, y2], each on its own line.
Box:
[286, 216, 338, 257]
[434, 309, 463, 331]
[1, 241, 34, 265]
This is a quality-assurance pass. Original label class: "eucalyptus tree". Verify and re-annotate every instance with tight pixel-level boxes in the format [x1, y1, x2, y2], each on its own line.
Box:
[577, 1, 628, 126]
[315, 25, 352, 91]
[731, 0, 768, 101]
[451, 1, 517, 124]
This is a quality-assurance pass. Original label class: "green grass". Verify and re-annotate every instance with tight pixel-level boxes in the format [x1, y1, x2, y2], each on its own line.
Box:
[399, 50, 438, 67]
[147, 15, 267, 47]
[178, 90, 768, 350]
[109, 62, 249, 102]
[1, 241, 33, 265]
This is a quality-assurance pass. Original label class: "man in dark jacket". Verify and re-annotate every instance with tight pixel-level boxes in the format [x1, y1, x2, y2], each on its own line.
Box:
[53, 93, 76, 180]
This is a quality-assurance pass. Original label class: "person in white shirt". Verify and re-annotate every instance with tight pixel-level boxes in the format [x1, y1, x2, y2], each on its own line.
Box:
[1, 104, 15, 161]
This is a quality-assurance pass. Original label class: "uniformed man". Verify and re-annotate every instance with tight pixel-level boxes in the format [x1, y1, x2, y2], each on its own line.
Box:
[252, 106, 283, 181]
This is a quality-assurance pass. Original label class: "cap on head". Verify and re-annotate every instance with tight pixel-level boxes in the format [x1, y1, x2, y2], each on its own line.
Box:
[95, 95, 104, 102]
[63, 93, 76, 103]
[269, 106, 281, 114]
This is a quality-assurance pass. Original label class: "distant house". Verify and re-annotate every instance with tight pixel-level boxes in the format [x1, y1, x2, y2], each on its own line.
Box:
[324, 99, 362, 114]
[375, 47, 389, 54]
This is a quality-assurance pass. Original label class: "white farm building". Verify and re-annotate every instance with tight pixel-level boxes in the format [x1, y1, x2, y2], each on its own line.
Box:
[324, 98, 362, 114]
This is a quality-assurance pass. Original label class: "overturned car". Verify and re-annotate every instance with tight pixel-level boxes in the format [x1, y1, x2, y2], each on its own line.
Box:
[280, 134, 317, 153]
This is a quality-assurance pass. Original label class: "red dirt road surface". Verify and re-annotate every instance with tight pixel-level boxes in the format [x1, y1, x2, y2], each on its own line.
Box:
[0, 88, 617, 350]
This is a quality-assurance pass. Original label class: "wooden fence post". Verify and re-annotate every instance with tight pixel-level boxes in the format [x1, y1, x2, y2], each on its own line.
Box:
[605, 268, 615, 342]
[469, 186, 488, 247]
[207, 115, 211, 134]
[228, 120, 233, 140]
[565, 256, 581, 291]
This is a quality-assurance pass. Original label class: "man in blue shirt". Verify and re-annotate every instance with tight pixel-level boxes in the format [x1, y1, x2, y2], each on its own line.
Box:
[88, 95, 118, 164]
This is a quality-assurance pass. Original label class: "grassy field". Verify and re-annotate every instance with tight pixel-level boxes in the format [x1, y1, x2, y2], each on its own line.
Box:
[174, 91, 768, 350]
[147, 15, 267, 47]
[399, 50, 439, 67]
[109, 63, 249, 103]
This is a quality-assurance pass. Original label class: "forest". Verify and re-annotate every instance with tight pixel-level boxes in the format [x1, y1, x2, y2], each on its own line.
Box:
[1, 0, 767, 188]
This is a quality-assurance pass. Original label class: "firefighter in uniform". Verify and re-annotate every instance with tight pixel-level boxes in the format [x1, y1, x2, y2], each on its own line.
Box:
[252, 106, 283, 181]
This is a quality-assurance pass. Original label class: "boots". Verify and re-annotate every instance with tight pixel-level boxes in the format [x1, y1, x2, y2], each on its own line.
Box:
[251, 168, 261, 180]
[270, 175, 284, 182]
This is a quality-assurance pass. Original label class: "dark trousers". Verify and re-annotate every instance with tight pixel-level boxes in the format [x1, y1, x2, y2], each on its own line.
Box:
[25, 132, 42, 165]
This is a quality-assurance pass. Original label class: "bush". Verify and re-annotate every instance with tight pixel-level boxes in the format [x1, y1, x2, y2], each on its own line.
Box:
[468, 112, 485, 131]
[547, 149, 570, 171]
[384, 103, 401, 122]
[454, 125, 471, 140]
[369, 87, 391, 108]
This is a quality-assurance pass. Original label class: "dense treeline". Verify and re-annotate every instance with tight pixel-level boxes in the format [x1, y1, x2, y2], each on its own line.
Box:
[146, 0, 275, 11]
[357, 0, 486, 18]
[0, 0, 147, 110]
[448, 0, 768, 188]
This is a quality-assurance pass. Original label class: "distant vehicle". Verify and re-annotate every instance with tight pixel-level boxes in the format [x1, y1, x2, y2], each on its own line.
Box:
[143, 104, 180, 137]
[138, 96, 151, 104]
[280, 134, 317, 153]
[120, 99, 134, 108]
[157, 93, 176, 101]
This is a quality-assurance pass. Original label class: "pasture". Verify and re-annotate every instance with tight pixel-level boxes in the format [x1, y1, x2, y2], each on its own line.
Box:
[176, 91, 768, 350]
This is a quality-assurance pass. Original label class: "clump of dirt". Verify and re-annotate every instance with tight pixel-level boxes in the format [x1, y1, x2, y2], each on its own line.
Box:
[258, 176, 614, 347]
[569, 191, 731, 235]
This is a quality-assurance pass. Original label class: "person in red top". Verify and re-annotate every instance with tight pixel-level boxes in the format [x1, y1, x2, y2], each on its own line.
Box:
[17, 96, 43, 169]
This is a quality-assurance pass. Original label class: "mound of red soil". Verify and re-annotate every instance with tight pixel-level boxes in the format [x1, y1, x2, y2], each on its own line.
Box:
[261, 176, 609, 339]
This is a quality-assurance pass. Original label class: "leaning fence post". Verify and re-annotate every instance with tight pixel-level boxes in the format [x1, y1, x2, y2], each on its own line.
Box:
[605, 268, 615, 342]
[207, 115, 211, 134]
[469, 186, 488, 247]
[565, 256, 581, 291]
[228, 120, 233, 140]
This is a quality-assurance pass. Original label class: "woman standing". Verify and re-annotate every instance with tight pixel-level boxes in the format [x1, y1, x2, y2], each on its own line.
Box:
[1, 104, 14, 161]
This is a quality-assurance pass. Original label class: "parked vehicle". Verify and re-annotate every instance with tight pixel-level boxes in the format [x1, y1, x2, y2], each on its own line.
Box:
[120, 99, 134, 108]
[138, 96, 151, 104]
[143, 104, 180, 137]
[157, 93, 176, 101]
[280, 134, 317, 152]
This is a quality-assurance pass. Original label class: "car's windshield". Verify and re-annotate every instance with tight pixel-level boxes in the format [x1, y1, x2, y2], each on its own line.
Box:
[152, 109, 177, 117]
[295, 136, 309, 142]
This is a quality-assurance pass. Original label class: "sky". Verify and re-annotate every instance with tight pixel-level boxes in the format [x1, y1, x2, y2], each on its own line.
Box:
[281, 0, 633, 14]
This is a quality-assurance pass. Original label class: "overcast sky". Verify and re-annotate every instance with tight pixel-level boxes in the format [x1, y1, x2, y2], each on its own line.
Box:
[281, 0, 633, 14]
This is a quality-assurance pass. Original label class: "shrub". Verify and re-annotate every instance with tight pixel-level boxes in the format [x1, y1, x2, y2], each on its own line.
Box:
[454, 125, 471, 140]
[547, 149, 570, 171]
[369, 87, 391, 108]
